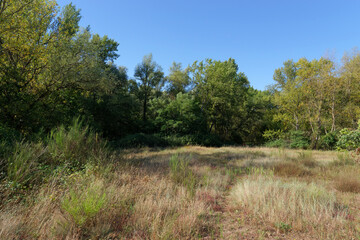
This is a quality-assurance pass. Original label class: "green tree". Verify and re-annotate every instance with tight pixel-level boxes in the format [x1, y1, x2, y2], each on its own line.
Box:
[166, 62, 190, 98]
[134, 54, 164, 121]
[190, 58, 249, 141]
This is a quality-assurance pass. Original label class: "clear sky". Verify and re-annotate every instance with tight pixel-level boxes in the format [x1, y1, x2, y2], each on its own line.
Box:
[56, 0, 360, 90]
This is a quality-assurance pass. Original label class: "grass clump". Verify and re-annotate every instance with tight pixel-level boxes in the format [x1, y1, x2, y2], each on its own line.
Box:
[47, 118, 108, 169]
[7, 142, 45, 189]
[273, 161, 311, 177]
[169, 154, 197, 196]
[230, 175, 345, 230]
[334, 172, 360, 193]
[296, 151, 317, 168]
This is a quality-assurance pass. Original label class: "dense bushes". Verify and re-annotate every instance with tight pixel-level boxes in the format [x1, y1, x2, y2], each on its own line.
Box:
[264, 130, 310, 149]
[336, 127, 360, 150]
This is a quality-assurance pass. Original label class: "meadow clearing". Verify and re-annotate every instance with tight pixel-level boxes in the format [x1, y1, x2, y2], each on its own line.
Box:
[1, 146, 359, 239]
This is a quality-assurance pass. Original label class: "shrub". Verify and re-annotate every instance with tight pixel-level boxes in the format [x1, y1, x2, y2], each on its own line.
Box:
[61, 179, 108, 226]
[289, 130, 309, 149]
[319, 132, 338, 150]
[117, 133, 224, 148]
[336, 128, 360, 150]
[230, 175, 344, 230]
[263, 129, 283, 142]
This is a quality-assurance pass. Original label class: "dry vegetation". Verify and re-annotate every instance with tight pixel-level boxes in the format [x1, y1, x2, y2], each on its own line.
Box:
[1, 146, 360, 239]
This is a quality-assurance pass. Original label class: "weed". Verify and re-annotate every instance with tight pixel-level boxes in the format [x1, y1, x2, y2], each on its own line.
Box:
[276, 222, 292, 233]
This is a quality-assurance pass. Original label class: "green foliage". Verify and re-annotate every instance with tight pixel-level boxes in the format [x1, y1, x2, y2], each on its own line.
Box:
[61, 179, 107, 226]
[134, 54, 165, 121]
[336, 128, 360, 150]
[289, 130, 309, 149]
[276, 222, 292, 233]
[150, 93, 207, 135]
[319, 132, 338, 150]
[169, 154, 197, 196]
[263, 129, 283, 142]
[116, 133, 224, 148]
[190, 58, 249, 141]
[5, 119, 109, 191]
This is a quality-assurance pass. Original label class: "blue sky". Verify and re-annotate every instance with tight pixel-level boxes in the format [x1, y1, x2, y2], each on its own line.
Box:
[57, 0, 360, 90]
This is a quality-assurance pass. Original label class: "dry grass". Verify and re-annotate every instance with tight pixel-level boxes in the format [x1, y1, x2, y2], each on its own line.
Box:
[230, 175, 345, 230]
[1, 146, 359, 239]
[334, 171, 360, 193]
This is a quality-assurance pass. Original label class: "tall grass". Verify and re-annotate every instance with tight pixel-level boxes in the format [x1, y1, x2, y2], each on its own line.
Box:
[5, 118, 109, 191]
[169, 154, 197, 196]
[46, 118, 108, 168]
[7, 142, 45, 189]
[230, 175, 346, 230]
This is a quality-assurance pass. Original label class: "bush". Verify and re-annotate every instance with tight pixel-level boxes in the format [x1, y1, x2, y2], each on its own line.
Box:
[289, 130, 309, 149]
[336, 128, 360, 150]
[61, 178, 108, 226]
[263, 129, 283, 142]
[319, 132, 338, 150]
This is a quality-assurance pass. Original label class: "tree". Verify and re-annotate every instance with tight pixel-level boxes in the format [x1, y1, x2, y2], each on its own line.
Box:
[134, 54, 164, 121]
[149, 93, 206, 135]
[272, 60, 304, 131]
[166, 62, 190, 98]
[190, 58, 249, 140]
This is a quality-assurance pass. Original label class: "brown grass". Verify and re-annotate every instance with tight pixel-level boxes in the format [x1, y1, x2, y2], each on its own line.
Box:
[335, 173, 360, 193]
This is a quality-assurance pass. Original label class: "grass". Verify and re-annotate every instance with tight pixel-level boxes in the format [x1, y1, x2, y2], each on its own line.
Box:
[334, 171, 360, 193]
[1, 145, 359, 239]
[229, 175, 343, 230]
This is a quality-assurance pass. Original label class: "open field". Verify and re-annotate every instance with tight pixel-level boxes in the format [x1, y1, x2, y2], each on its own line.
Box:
[1, 146, 360, 239]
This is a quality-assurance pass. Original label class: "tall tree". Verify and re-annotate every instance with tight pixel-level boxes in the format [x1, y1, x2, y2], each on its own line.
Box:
[134, 54, 164, 121]
[190, 58, 249, 140]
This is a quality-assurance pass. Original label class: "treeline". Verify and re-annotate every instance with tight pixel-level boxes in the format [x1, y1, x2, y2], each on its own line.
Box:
[269, 54, 360, 150]
[0, 0, 274, 147]
[1, 0, 360, 150]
